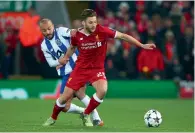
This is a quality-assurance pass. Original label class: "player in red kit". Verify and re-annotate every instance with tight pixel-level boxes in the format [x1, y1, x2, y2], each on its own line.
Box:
[45, 9, 156, 127]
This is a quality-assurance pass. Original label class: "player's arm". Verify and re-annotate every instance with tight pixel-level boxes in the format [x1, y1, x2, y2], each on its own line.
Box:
[41, 47, 60, 67]
[58, 45, 77, 65]
[115, 31, 156, 49]
[58, 27, 77, 37]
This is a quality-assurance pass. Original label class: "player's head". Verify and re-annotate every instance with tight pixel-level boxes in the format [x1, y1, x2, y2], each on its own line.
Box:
[81, 9, 97, 33]
[39, 18, 54, 39]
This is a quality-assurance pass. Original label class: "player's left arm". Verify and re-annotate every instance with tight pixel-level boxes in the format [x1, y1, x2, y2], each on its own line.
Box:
[115, 31, 156, 50]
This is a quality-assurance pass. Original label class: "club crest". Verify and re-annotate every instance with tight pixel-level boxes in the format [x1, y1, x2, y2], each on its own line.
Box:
[55, 39, 62, 46]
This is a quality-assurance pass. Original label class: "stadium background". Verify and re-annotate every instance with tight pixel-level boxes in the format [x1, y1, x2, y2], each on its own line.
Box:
[0, 1, 194, 132]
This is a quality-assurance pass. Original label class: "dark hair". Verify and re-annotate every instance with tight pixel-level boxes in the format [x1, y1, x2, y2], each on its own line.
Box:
[81, 9, 97, 20]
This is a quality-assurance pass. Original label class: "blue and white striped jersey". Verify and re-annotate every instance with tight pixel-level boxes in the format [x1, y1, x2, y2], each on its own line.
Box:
[41, 27, 79, 76]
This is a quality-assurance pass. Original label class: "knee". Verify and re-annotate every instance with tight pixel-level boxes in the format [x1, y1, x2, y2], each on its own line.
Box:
[59, 96, 67, 104]
[96, 87, 107, 97]
[62, 102, 71, 112]
[75, 86, 86, 100]
[75, 91, 86, 100]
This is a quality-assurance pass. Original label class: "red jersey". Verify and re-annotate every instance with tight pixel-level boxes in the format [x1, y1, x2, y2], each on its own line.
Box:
[71, 24, 116, 69]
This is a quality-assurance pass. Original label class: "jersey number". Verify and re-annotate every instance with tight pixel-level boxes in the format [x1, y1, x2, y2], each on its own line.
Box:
[97, 72, 106, 78]
[57, 50, 64, 58]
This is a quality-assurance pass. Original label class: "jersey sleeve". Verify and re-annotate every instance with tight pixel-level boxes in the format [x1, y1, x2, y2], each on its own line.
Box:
[58, 27, 71, 37]
[41, 42, 60, 67]
[102, 26, 116, 39]
[70, 35, 78, 46]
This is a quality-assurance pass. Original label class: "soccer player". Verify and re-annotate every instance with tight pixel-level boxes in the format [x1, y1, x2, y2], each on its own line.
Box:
[40, 18, 103, 126]
[44, 9, 156, 126]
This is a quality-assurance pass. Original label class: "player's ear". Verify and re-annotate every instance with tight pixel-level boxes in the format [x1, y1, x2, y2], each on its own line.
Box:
[82, 21, 85, 26]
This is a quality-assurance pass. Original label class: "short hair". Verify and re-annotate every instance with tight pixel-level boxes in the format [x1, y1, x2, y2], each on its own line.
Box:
[81, 9, 97, 20]
[39, 18, 52, 26]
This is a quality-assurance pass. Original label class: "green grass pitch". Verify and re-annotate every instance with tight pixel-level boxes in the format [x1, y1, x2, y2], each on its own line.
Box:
[0, 99, 193, 132]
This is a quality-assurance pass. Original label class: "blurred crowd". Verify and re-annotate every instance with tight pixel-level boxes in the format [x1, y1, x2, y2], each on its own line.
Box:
[0, 1, 194, 81]
[88, 1, 194, 81]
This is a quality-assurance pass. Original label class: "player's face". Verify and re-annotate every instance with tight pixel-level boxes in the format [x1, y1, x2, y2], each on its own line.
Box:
[40, 21, 54, 39]
[84, 16, 97, 33]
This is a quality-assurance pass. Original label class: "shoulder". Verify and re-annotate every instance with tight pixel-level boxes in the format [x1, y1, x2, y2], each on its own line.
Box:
[41, 39, 47, 50]
[96, 24, 104, 31]
[96, 24, 113, 33]
[73, 28, 83, 38]
[56, 27, 71, 35]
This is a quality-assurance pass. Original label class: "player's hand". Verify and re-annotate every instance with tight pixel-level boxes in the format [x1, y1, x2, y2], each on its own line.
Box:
[56, 64, 63, 70]
[142, 44, 156, 50]
[58, 57, 69, 65]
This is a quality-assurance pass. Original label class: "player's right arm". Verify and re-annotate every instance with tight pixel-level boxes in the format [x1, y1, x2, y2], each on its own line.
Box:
[41, 42, 60, 67]
[58, 31, 78, 65]
[58, 45, 77, 65]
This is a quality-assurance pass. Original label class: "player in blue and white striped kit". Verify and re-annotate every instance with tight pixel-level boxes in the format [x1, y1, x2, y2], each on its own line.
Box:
[40, 18, 103, 126]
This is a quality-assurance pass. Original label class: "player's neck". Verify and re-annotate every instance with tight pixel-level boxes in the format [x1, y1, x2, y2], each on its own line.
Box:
[83, 29, 92, 36]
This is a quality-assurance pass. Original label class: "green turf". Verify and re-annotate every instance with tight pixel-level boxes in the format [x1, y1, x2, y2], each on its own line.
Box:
[0, 99, 193, 132]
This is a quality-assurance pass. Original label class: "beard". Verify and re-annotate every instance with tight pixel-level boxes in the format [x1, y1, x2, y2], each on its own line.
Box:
[86, 26, 96, 34]
[45, 33, 54, 40]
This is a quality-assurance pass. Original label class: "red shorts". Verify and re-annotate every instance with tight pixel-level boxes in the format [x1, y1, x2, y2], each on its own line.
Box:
[66, 67, 107, 91]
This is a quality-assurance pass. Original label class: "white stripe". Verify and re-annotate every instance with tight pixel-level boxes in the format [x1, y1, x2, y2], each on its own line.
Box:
[64, 62, 72, 75]
[72, 53, 78, 62]
[114, 31, 117, 38]
[93, 93, 103, 103]
[56, 98, 66, 107]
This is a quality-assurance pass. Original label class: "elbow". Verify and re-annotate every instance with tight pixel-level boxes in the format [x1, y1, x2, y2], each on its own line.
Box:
[48, 63, 55, 67]
[48, 62, 58, 67]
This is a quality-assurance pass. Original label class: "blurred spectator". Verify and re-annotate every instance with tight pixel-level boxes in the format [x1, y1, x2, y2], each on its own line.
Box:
[169, 3, 182, 26]
[97, 16, 104, 25]
[177, 26, 194, 80]
[105, 44, 120, 79]
[137, 40, 164, 80]
[1, 1, 193, 80]
[163, 30, 183, 79]
[137, 13, 148, 34]
[19, 7, 43, 75]
[158, 1, 173, 17]
[0, 21, 18, 79]
[116, 2, 130, 19]
[90, 1, 107, 17]
[135, 1, 145, 24]
[104, 10, 116, 29]
[152, 13, 163, 32]
[72, 19, 82, 29]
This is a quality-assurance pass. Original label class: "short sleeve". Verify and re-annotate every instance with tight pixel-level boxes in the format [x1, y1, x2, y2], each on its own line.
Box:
[71, 36, 78, 46]
[58, 27, 71, 37]
[102, 26, 116, 38]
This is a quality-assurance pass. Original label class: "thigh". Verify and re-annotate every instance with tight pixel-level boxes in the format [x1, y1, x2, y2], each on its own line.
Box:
[89, 69, 107, 84]
[66, 68, 88, 91]
[92, 79, 107, 92]
[90, 69, 107, 91]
